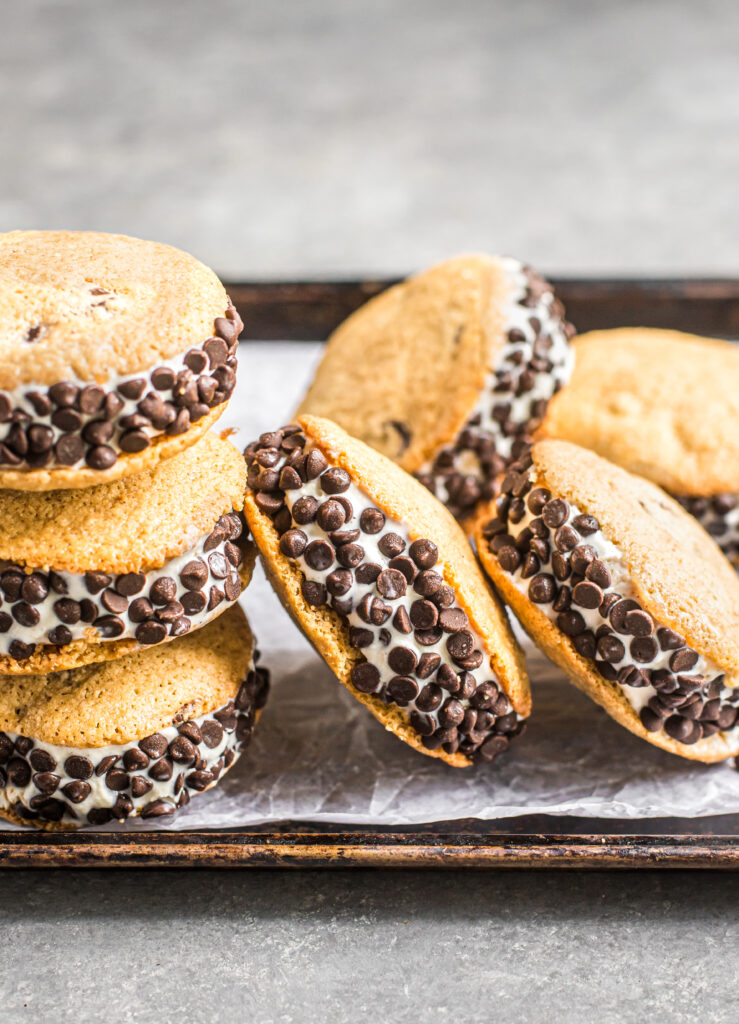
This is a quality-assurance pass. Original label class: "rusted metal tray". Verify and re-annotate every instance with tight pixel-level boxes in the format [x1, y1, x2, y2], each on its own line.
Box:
[1, 276, 737, 869]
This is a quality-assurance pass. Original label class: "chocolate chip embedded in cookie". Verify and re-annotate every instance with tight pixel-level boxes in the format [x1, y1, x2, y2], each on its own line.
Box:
[0, 231, 242, 491]
[0, 432, 254, 674]
[244, 414, 530, 768]
[0, 605, 269, 830]
[475, 439, 739, 763]
[297, 254, 575, 524]
[538, 328, 739, 568]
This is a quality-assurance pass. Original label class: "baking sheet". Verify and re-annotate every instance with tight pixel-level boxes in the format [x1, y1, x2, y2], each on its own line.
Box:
[8, 341, 739, 831]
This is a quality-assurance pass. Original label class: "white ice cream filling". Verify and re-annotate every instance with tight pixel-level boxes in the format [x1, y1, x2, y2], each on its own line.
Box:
[0, 520, 244, 657]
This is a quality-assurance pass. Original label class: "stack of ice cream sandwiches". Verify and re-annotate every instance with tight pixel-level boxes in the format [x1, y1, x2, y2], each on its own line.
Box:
[0, 230, 268, 829]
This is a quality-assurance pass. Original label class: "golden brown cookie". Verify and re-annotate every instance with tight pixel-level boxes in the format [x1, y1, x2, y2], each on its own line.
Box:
[0, 604, 269, 830]
[0, 432, 254, 674]
[475, 440, 739, 763]
[0, 231, 242, 490]
[244, 414, 530, 768]
[297, 254, 575, 523]
[539, 328, 739, 566]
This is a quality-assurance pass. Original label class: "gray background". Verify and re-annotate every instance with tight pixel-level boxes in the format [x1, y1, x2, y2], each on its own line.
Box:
[1, 1, 739, 1022]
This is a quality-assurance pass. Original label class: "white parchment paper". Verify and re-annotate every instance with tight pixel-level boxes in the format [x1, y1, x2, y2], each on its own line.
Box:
[8, 342, 739, 830]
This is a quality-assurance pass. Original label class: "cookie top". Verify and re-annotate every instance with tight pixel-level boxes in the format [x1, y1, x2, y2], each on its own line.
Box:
[297, 255, 513, 472]
[539, 329, 739, 495]
[532, 440, 739, 673]
[0, 430, 246, 574]
[0, 603, 253, 747]
[0, 231, 228, 388]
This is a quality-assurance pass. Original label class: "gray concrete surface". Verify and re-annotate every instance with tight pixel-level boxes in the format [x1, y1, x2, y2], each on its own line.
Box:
[1, 2, 739, 1022]
[1, 868, 738, 1023]
[1, 0, 738, 279]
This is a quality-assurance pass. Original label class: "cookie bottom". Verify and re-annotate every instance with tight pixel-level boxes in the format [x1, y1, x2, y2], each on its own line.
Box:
[0, 404, 226, 491]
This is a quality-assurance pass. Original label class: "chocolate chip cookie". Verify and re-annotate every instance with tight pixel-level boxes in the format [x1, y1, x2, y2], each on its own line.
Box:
[0, 604, 269, 829]
[0, 230, 242, 490]
[476, 440, 739, 762]
[244, 415, 530, 767]
[297, 254, 575, 524]
[0, 431, 254, 674]
[539, 328, 739, 567]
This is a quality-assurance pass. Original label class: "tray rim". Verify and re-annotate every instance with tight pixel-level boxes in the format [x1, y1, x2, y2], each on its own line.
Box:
[2, 275, 738, 869]
[2, 830, 739, 869]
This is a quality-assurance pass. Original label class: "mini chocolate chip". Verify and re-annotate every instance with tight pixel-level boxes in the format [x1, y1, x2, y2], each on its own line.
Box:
[12, 602, 40, 627]
[94, 615, 125, 638]
[387, 676, 418, 703]
[408, 539, 438, 569]
[498, 546, 521, 573]
[410, 599, 438, 630]
[336, 543, 364, 568]
[63, 755, 93, 780]
[324, 568, 352, 597]
[208, 551, 230, 579]
[316, 499, 346, 532]
[572, 580, 602, 609]
[302, 449, 327, 479]
[392, 606, 412, 634]
[208, 586, 225, 611]
[670, 648, 700, 673]
[415, 652, 440, 679]
[101, 588, 128, 614]
[320, 468, 351, 494]
[657, 627, 685, 651]
[136, 620, 167, 644]
[128, 597, 154, 622]
[55, 434, 85, 465]
[355, 563, 381, 584]
[49, 381, 79, 408]
[139, 734, 168, 759]
[438, 607, 468, 633]
[180, 560, 208, 590]
[384, 552, 413, 585]
[359, 508, 385, 534]
[278, 529, 307, 559]
[19, 573, 48, 605]
[141, 799, 176, 819]
[554, 525, 579, 551]
[378, 533, 405, 558]
[30, 750, 56, 773]
[529, 573, 556, 604]
[527, 488, 552, 514]
[349, 625, 374, 648]
[571, 514, 600, 536]
[609, 598, 640, 633]
[416, 683, 443, 712]
[105, 769, 130, 792]
[542, 498, 569, 528]
[301, 579, 326, 606]
[623, 609, 654, 637]
[413, 570, 443, 597]
[201, 720, 225, 748]
[169, 736, 197, 765]
[116, 573, 146, 596]
[95, 755, 118, 777]
[376, 568, 407, 599]
[386, 646, 416, 675]
[48, 624, 72, 646]
[585, 559, 611, 588]
[304, 539, 335, 571]
[86, 445, 117, 470]
[178, 721, 203, 745]
[292, 495, 319, 524]
[351, 662, 381, 693]
[446, 630, 474, 661]
[596, 634, 626, 663]
[557, 610, 586, 637]
[84, 571, 111, 595]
